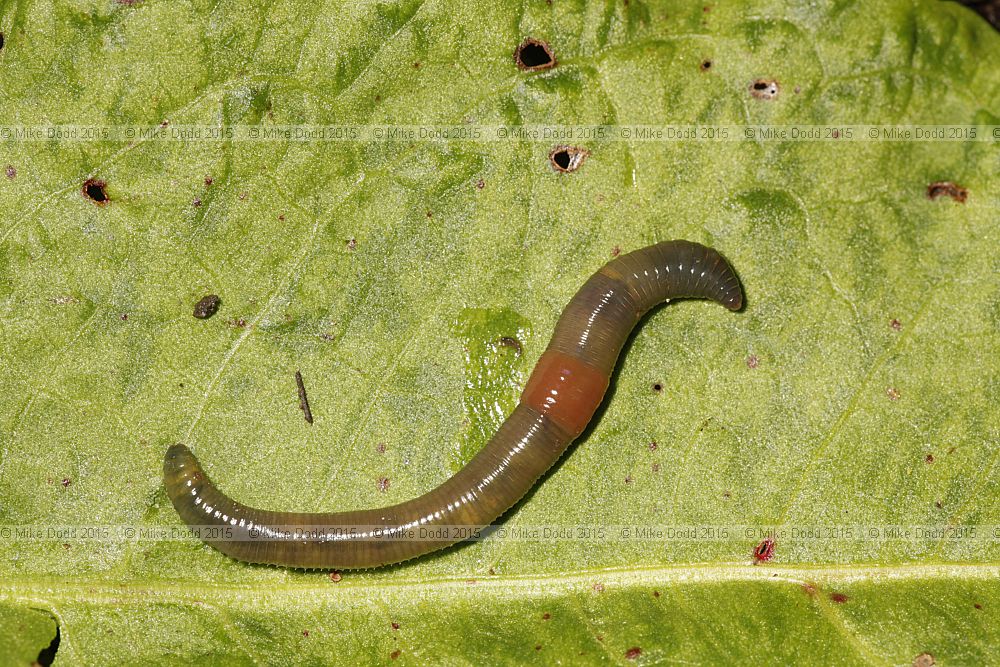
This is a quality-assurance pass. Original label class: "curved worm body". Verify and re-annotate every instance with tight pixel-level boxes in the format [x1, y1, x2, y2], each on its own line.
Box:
[164, 240, 742, 568]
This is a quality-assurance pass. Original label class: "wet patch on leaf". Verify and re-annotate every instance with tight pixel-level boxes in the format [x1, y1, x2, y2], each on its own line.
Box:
[451, 308, 531, 471]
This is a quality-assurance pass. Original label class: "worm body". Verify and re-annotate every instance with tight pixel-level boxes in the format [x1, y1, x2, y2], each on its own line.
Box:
[164, 240, 742, 568]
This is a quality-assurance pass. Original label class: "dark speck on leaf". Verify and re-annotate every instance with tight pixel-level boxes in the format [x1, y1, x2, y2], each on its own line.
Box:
[700, 59, 713, 71]
[829, 592, 849, 604]
[4, 165, 14, 179]
[204, 176, 213, 186]
[193, 294, 221, 319]
[193, 198, 202, 207]
[625, 647, 642, 660]
[61, 478, 71, 488]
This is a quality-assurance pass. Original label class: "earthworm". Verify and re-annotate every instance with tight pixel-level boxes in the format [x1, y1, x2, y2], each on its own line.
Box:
[164, 240, 743, 568]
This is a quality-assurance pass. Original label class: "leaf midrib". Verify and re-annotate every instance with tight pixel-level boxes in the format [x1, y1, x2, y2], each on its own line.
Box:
[2, 563, 997, 606]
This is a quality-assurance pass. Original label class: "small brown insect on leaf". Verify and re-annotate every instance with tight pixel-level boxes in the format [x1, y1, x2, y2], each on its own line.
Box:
[329, 570, 342, 582]
[611, 245, 621, 257]
[390, 650, 401, 660]
[498, 336, 523, 355]
[925, 454, 934, 464]
[391, 621, 400, 630]
[747, 354, 760, 369]
[625, 647, 642, 660]
[829, 592, 849, 604]
[193, 294, 221, 319]
[378, 477, 390, 492]
[4, 165, 15, 179]
[912, 653, 935, 667]
[542, 612, 551, 620]
[927, 181, 967, 203]
[593, 582, 605, 593]
[890, 318, 902, 331]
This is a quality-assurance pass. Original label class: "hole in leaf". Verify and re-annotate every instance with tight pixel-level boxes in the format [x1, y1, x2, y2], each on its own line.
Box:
[652, 382, 663, 393]
[515, 38, 556, 71]
[549, 145, 590, 172]
[82, 178, 109, 205]
[36, 622, 60, 666]
[750, 79, 779, 100]
[926, 181, 968, 203]
[700, 59, 713, 71]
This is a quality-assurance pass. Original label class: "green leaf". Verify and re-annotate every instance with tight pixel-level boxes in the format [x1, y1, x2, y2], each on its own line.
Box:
[1, 0, 999, 664]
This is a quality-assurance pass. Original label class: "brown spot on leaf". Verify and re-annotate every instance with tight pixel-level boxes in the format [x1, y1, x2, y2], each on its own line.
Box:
[652, 382, 663, 393]
[829, 592, 849, 604]
[624, 475, 633, 484]
[891, 318, 902, 331]
[549, 145, 590, 172]
[61, 478, 71, 488]
[651, 463, 660, 473]
[747, 354, 760, 369]
[378, 477, 390, 492]
[193, 198, 202, 208]
[593, 582, 605, 593]
[925, 454, 934, 464]
[4, 165, 15, 179]
[912, 653, 935, 667]
[927, 181, 967, 203]
[750, 79, 779, 100]
[346, 238, 357, 250]
[625, 647, 642, 660]
[611, 245, 621, 257]
[376, 443, 387, 454]
[475, 178, 485, 189]
[82, 178, 109, 205]
[390, 649, 401, 660]
[652, 590, 660, 598]
[391, 621, 400, 630]
[802, 582, 818, 596]
[700, 59, 713, 71]
[302, 630, 309, 637]
[542, 612, 551, 620]
[514, 38, 556, 71]
[204, 176, 213, 186]
[974, 602, 983, 610]
[648, 441, 658, 451]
